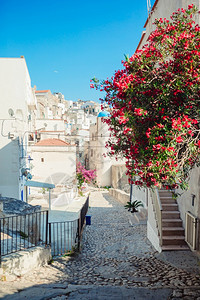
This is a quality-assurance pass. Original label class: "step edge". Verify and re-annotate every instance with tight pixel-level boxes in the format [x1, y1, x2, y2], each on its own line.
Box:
[162, 227, 184, 230]
[162, 236, 185, 240]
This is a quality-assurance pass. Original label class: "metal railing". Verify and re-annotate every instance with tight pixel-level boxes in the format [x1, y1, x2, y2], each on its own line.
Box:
[150, 188, 163, 246]
[49, 195, 89, 256]
[0, 196, 90, 259]
[48, 219, 78, 256]
[0, 210, 49, 258]
[77, 195, 89, 251]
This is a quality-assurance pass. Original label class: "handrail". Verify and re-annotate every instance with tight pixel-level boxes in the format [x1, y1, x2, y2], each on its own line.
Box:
[150, 188, 163, 246]
[77, 195, 89, 251]
[155, 188, 162, 211]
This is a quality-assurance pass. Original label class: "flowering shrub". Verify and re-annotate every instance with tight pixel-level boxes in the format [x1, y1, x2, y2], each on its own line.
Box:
[91, 5, 200, 190]
[76, 162, 96, 190]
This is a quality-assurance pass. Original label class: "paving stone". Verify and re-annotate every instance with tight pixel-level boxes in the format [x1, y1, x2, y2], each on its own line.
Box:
[0, 190, 199, 299]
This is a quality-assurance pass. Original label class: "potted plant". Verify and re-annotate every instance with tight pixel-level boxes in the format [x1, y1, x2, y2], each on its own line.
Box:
[124, 200, 144, 213]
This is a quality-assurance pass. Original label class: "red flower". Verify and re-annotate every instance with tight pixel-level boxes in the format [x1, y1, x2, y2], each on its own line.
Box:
[176, 136, 184, 143]
[153, 144, 161, 151]
[118, 115, 129, 124]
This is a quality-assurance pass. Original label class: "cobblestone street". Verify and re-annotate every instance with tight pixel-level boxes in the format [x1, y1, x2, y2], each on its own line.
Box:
[0, 190, 200, 299]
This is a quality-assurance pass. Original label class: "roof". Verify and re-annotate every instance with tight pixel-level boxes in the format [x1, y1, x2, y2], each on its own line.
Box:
[35, 90, 50, 94]
[136, 31, 146, 51]
[34, 138, 71, 146]
[144, 0, 159, 28]
[25, 180, 55, 189]
[40, 130, 65, 133]
[97, 111, 110, 118]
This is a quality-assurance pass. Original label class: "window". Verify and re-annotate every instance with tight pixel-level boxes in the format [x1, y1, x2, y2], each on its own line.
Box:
[41, 158, 44, 162]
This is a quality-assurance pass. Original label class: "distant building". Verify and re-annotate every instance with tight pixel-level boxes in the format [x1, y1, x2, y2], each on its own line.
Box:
[88, 111, 124, 187]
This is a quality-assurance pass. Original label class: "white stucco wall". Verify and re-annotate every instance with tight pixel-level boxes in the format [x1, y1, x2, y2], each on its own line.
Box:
[31, 145, 76, 186]
[0, 57, 32, 199]
[139, 0, 200, 50]
[35, 119, 65, 132]
[177, 167, 200, 228]
[131, 185, 147, 209]
[147, 191, 162, 252]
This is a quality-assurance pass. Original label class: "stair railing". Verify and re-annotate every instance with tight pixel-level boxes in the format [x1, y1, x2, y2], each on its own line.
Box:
[150, 188, 163, 246]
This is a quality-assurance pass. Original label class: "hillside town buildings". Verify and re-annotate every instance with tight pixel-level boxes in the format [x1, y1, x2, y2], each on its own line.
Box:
[0, 57, 105, 202]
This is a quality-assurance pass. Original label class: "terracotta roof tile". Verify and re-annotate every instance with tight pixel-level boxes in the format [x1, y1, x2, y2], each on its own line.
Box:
[34, 138, 71, 146]
[35, 90, 50, 94]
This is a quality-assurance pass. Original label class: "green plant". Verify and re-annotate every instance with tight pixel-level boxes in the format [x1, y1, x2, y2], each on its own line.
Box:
[48, 258, 54, 265]
[103, 186, 111, 190]
[19, 231, 28, 239]
[63, 246, 79, 257]
[41, 187, 46, 194]
[124, 200, 144, 213]
[91, 5, 200, 191]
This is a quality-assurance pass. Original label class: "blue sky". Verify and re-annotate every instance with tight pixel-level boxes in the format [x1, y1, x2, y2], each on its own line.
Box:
[0, 0, 155, 102]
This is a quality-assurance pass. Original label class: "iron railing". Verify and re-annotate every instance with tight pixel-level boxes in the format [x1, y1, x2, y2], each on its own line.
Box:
[150, 188, 163, 246]
[0, 210, 49, 258]
[77, 195, 89, 251]
[49, 219, 78, 256]
[0, 196, 90, 259]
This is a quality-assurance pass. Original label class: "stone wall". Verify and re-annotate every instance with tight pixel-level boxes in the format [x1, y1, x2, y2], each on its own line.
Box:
[109, 188, 129, 205]
[0, 246, 51, 276]
[111, 164, 129, 193]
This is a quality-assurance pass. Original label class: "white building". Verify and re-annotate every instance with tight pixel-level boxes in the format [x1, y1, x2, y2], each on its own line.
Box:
[0, 57, 36, 199]
[31, 138, 76, 186]
[137, 0, 200, 51]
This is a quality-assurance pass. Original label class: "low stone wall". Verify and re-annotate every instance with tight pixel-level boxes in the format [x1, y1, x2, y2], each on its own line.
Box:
[0, 246, 51, 276]
[109, 188, 129, 205]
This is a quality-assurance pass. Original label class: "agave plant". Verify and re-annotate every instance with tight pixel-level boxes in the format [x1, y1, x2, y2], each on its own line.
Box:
[124, 200, 144, 213]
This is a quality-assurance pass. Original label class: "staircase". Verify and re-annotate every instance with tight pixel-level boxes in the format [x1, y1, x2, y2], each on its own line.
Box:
[159, 189, 189, 251]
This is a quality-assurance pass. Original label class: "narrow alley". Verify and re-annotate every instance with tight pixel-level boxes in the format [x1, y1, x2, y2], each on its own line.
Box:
[0, 191, 200, 299]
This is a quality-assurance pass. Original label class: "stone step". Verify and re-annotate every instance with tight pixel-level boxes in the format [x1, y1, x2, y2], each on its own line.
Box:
[162, 211, 180, 219]
[159, 190, 174, 197]
[162, 219, 183, 227]
[162, 204, 179, 211]
[162, 244, 190, 251]
[162, 227, 185, 236]
[160, 197, 176, 204]
[162, 236, 186, 246]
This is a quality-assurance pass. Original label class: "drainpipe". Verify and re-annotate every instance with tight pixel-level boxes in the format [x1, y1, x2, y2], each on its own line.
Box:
[130, 181, 133, 203]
